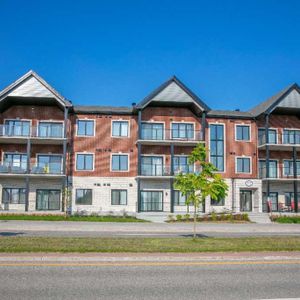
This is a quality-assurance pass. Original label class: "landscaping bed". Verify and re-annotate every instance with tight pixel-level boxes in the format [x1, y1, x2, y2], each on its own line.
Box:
[270, 215, 300, 224]
[167, 213, 250, 223]
[0, 236, 299, 253]
[0, 214, 147, 222]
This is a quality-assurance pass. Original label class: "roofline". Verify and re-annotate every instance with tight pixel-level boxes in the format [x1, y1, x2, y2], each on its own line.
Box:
[136, 76, 211, 111]
[0, 70, 72, 107]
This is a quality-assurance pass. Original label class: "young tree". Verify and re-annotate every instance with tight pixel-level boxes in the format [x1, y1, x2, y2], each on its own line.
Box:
[174, 143, 228, 238]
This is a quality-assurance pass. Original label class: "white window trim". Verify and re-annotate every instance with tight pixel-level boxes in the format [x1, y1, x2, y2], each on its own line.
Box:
[141, 121, 165, 140]
[173, 154, 195, 173]
[2, 152, 27, 164]
[37, 120, 64, 138]
[111, 119, 130, 138]
[258, 159, 280, 178]
[75, 188, 93, 206]
[208, 122, 226, 173]
[75, 152, 95, 171]
[258, 127, 278, 144]
[170, 121, 196, 140]
[35, 153, 63, 172]
[110, 153, 130, 172]
[235, 123, 251, 142]
[76, 119, 95, 137]
[3, 118, 32, 137]
[282, 128, 300, 144]
[282, 159, 300, 177]
[111, 189, 128, 206]
[235, 156, 252, 174]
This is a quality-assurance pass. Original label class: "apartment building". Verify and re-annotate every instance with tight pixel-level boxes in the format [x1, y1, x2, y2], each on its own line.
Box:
[0, 70, 299, 215]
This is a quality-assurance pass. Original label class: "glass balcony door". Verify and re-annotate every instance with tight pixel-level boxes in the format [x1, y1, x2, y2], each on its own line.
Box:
[4, 120, 30, 137]
[140, 191, 163, 211]
[171, 123, 194, 140]
[3, 153, 27, 172]
[38, 122, 63, 138]
[37, 155, 62, 174]
[173, 156, 194, 174]
[141, 156, 163, 176]
[141, 123, 164, 140]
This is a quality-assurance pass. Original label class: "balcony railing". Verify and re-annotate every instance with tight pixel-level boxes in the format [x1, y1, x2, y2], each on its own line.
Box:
[140, 164, 201, 176]
[258, 131, 300, 146]
[140, 129, 204, 141]
[0, 125, 64, 139]
[259, 166, 300, 179]
[0, 163, 64, 175]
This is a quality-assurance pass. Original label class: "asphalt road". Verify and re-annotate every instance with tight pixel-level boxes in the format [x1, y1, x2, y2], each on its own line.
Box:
[1, 220, 300, 237]
[0, 260, 300, 299]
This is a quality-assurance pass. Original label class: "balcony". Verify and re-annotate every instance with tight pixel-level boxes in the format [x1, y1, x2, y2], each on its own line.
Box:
[0, 124, 66, 145]
[137, 128, 204, 146]
[138, 164, 201, 178]
[259, 166, 300, 181]
[0, 162, 65, 178]
[258, 131, 300, 151]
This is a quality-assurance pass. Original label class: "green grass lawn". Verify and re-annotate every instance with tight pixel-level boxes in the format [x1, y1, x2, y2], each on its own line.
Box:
[0, 214, 147, 222]
[0, 237, 300, 253]
[271, 215, 300, 224]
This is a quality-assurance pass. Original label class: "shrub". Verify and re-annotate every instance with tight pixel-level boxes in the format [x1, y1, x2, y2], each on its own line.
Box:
[183, 214, 191, 221]
[176, 214, 183, 221]
[211, 211, 217, 222]
[227, 213, 234, 222]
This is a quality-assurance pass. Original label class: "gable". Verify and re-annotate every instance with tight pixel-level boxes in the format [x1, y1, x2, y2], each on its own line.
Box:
[277, 89, 300, 109]
[8, 76, 54, 98]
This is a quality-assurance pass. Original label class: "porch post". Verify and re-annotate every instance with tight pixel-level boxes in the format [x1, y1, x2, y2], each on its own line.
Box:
[201, 111, 206, 141]
[265, 114, 270, 211]
[137, 109, 142, 212]
[170, 143, 174, 213]
[25, 138, 31, 211]
[293, 146, 298, 213]
[62, 107, 69, 212]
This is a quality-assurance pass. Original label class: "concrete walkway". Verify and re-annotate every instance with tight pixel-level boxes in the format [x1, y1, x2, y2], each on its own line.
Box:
[1, 220, 300, 237]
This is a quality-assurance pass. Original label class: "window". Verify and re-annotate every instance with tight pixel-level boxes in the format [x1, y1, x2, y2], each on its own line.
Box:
[236, 125, 250, 141]
[38, 122, 63, 138]
[2, 188, 26, 204]
[211, 196, 225, 206]
[141, 156, 163, 176]
[3, 153, 27, 171]
[258, 128, 277, 145]
[210, 124, 224, 171]
[37, 155, 62, 174]
[174, 191, 188, 206]
[141, 123, 164, 140]
[36, 190, 60, 210]
[140, 191, 163, 211]
[173, 156, 194, 174]
[171, 123, 194, 139]
[284, 192, 300, 210]
[259, 160, 278, 178]
[77, 120, 94, 136]
[283, 129, 300, 144]
[283, 160, 300, 176]
[236, 157, 251, 173]
[112, 121, 129, 137]
[4, 120, 30, 136]
[111, 154, 128, 171]
[111, 190, 127, 205]
[75, 189, 92, 205]
[76, 154, 94, 171]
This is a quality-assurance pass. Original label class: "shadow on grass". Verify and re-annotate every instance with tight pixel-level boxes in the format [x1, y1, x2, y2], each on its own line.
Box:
[0, 232, 25, 236]
[180, 234, 209, 238]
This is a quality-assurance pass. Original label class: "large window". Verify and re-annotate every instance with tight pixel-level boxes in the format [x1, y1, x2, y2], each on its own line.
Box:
[3, 153, 27, 172]
[173, 156, 194, 174]
[283, 160, 300, 176]
[236, 157, 251, 173]
[259, 160, 278, 178]
[36, 190, 60, 210]
[174, 191, 188, 206]
[211, 196, 225, 206]
[75, 189, 92, 205]
[38, 122, 63, 138]
[283, 129, 300, 144]
[258, 128, 277, 145]
[140, 191, 163, 211]
[171, 123, 194, 140]
[76, 154, 94, 171]
[111, 154, 128, 171]
[77, 120, 94, 136]
[112, 121, 129, 137]
[141, 123, 164, 140]
[111, 190, 127, 205]
[37, 155, 62, 174]
[141, 156, 163, 176]
[210, 124, 224, 171]
[236, 125, 250, 141]
[4, 120, 30, 137]
[2, 188, 26, 204]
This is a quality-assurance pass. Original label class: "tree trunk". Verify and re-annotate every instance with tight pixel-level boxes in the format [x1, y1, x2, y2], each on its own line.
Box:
[193, 204, 197, 238]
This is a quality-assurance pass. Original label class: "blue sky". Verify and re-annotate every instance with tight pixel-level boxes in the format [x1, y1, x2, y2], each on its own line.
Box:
[0, 0, 299, 111]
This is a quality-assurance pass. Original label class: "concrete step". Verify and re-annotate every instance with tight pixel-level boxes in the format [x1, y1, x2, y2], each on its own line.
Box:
[137, 213, 169, 223]
[248, 213, 272, 224]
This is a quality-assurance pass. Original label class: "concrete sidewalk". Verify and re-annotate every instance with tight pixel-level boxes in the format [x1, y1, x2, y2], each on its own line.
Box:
[1, 220, 300, 237]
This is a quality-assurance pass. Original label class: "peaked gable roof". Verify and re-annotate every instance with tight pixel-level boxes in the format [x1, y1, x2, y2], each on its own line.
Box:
[250, 83, 300, 117]
[0, 70, 72, 107]
[137, 76, 210, 112]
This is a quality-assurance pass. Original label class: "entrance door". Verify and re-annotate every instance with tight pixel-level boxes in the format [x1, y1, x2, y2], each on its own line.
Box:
[140, 191, 163, 212]
[240, 190, 252, 212]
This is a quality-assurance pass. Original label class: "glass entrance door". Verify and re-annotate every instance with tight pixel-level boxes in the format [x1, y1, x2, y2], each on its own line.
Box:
[240, 190, 252, 212]
[140, 191, 163, 211]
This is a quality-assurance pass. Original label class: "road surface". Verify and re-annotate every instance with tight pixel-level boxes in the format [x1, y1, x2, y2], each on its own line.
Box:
[0, 253, 300, 299]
